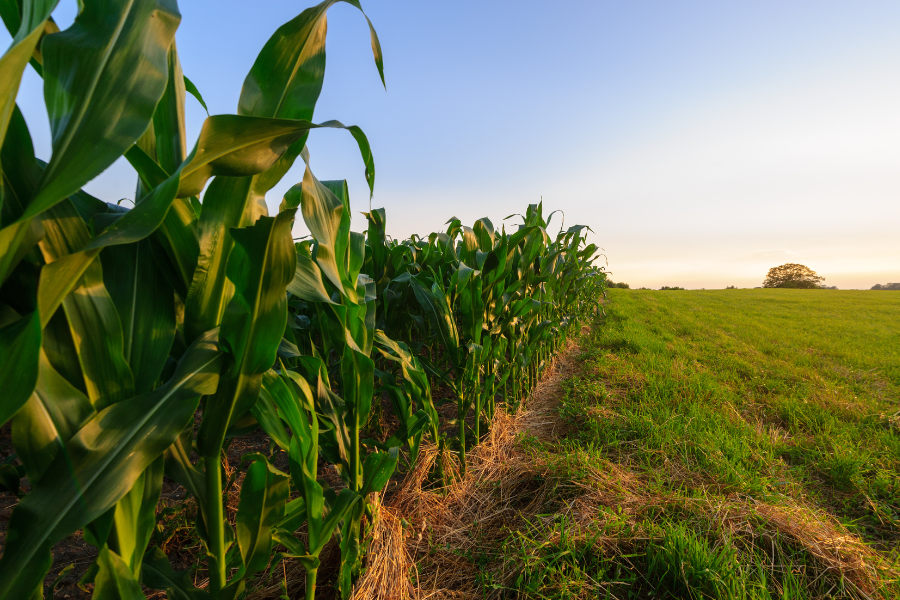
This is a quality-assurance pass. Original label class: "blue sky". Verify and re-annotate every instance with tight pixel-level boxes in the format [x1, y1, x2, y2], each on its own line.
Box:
[8, 0, 899, 288]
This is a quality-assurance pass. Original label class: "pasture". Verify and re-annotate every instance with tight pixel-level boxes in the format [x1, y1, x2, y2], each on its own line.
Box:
[463, 290, 899, 599]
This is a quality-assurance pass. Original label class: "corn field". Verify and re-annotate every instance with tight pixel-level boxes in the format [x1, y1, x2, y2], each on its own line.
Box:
[0, 1, 606, 599]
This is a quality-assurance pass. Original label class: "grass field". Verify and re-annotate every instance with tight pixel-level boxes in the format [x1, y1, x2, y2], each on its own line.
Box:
[480, 289, 900, 599]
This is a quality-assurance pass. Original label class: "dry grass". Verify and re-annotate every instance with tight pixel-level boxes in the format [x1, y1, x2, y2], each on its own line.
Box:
[350, 336, 586, 599]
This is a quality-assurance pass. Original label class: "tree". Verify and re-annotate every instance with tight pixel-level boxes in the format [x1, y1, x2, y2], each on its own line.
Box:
[762, 263, 825, 289]
[872, 283, 900, 290]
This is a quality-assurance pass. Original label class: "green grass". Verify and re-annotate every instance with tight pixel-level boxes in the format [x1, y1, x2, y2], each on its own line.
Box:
[489, 289, 900, 600]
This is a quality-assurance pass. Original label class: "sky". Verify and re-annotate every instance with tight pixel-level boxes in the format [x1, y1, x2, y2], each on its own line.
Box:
[7, 0, 899, 289]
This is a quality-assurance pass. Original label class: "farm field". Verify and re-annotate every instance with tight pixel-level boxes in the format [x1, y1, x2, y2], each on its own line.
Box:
[455, 290, 899, 599]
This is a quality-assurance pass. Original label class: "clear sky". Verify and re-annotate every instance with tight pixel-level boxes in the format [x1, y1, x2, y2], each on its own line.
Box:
[8, 1, 899, 289]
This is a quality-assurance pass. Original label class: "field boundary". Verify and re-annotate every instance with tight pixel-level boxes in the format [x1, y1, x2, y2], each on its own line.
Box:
[350, 330, 588, 599]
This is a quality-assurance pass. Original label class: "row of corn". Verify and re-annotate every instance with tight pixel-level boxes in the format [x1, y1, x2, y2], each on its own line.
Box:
[0, 1, 605, 598]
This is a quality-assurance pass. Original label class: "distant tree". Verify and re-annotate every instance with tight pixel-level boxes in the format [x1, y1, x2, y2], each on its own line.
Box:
[762, 263, 825, 289]
[660, 286, 685, 290]
[872, 283, 900, 290]
[607, 281, 630, 289]
[725, 285, 736, 289]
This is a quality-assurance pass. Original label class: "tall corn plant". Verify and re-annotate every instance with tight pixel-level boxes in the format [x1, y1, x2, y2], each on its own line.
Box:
[0, 0, 386, 598]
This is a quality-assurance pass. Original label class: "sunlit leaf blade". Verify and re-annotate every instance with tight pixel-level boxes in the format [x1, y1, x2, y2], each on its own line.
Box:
[92, 546, 145, 600]
[0, 330, 222, 599]
[26, 0, 181, 220]
[287, 251, 336, 304]
[183, 175, 253, 343]
[183, 74, 209, 116]
[177, 115, 372, 198]
[239, 0, 384, 120]
[0, 0, 60, 150]
[11, 349, 94, 486]
[111, 455, 164, 574]
[198, 210, 297, 454]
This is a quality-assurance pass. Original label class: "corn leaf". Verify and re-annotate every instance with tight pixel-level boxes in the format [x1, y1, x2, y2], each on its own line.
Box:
[235, 454, 289, 577]
[26, 0, 181, 221]
[0, 310, 40, 426]
[92, 546, 145, 600]
[0, 329, 222, 599]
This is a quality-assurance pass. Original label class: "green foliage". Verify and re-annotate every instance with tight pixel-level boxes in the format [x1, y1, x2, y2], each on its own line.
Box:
[660, 286, 685, 290]
[551, 289, 899, 598]
[0, 2, 604, 599]
[762, 263, 825, 289]
[871, 282, 900, 290]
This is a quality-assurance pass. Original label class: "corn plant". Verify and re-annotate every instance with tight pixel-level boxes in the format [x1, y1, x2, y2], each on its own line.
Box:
[0, 1, 607, 599]
[0, 0, 387, 598]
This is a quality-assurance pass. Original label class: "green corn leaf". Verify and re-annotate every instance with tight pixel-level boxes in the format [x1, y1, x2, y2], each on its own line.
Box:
[11, 349, 95, 486]
[162, 425, 206, 508]
[182, 119, 369, 342]
[360, 447, 399, 496]
[92, 546, 145, 600]
[410, 276, 460, 372]
[0, 0, 59, 151]
[251, 380, 291, 452]
[198, 210, 297, 455]
[177, 116, 371, 199]
[277, 497, 309, 534]
[265, 370, 317, 458]
[0, 310, 40, 426]
[287, 251, 337, 304]
[0, 329, 222, 600]
[240, 0, 383, 121]
[235, 454, 289, 577]
[38, 200, 135, 410]
[315, 487, 358, 555]
[111, 455, 164, 575]
[141, 43, 200, 295]
[182, 75, 209, 116]
[153, 43, 188, 175]
[25, 0, 181, 221]
[101, 239, 176, 394]
[141, 546, 208, 600]
[0, 105, 43, 287]
[292, 168, 351, 297]
[238, 0, 382, 199]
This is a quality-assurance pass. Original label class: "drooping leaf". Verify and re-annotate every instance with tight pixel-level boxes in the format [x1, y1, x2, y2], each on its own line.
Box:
[26, 0, 181, 220]
[182, 75, 209, 116]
